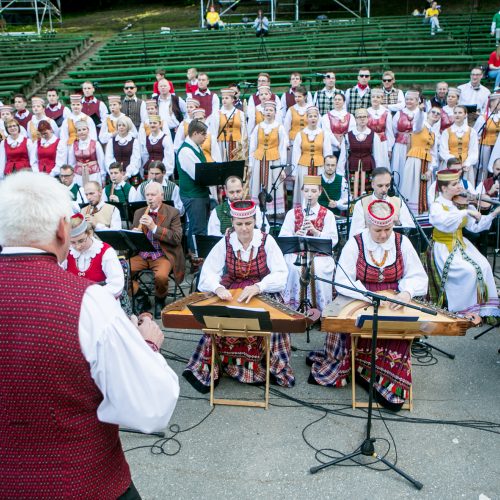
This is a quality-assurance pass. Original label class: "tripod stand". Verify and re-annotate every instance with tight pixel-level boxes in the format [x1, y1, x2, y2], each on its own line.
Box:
[309, 277, 436, 490]
[258, 34, 269, 61]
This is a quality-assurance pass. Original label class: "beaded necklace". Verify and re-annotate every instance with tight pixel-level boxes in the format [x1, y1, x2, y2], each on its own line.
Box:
[236, 247, 254, 278]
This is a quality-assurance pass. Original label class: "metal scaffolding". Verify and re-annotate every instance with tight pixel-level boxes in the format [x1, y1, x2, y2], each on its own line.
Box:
[0, 0, 62, 34]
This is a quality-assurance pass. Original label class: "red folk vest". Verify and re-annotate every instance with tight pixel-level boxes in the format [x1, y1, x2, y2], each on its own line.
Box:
[37, 137, 60, 173]
[113, 138, 134, 168]
[293, 205, 327, 234]
[66, 242, 110, 283]
[328, 112, 351, 135]
[81, 99, 102, 125]
[395, 111, 413, 144]
[348, 130, 375, 173]
[354, 232, 404, 291]
[0, 253, 130, 499]
[196, 92, 214, 117]
[45, 104, 66, 125]
[74, 139, 100, 176]
[368, 110, 388, 141]
[5, 136, 30, 174]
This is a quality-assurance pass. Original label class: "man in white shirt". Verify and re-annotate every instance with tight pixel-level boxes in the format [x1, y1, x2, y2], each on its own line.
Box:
[349, 166, 415, 237]
[380, 70, 405, 114]
[313, 71, 345, 116]
[193, 73, 220, 118]
[82, 181, 122, 230]
[0, 172, 179, 499]
[458, 67, 491, 121]
[157, 78, 187, 140]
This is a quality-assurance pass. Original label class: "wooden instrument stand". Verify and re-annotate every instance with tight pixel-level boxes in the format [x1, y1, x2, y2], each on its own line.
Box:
[203, 319, 272, 409]
[351, 331, 419, 412]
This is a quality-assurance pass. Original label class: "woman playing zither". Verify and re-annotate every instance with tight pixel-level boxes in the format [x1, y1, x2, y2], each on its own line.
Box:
[183, 200, 294, 393]
[307, 200, 428, 411]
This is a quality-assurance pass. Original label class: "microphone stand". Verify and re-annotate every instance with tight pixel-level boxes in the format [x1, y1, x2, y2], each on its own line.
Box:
[309, 276, 434, 490]
[343, 134, 352, 236]
[269, 164, 288, 236]
[390, 182, 454, 359]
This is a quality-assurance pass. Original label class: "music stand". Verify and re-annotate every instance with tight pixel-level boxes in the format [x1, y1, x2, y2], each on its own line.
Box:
[96, 229, 156, 314]
[194, 160, 245, 186]
[277, 236, 333, 343]
[188, 302, 273, 409]
[191, 235, 223, 292]
[108, 201, 130, 229]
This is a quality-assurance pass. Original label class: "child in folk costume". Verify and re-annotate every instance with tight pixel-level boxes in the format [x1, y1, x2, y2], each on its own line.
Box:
[67, 120, 105, 187]
[429, 169, 500, 320]
[99, 95, 138, 145]
[367, 88, 394, 169]
[399, 107, 440, 215]
[26, 96, 59, 141]
[212, 88, 248, 162]
[0, 119, 36, 179]
[249, 101, 288, 214]
[320, 93, 353, 153]
[191, 108, 221, 163]
[439, 105, 478, 186]
[473, 93, 500, 178]
[391, 90, 425, 177]
[247, 86, 282, 135]
[103, 162, 137, 204]
[280, 72, 313, 113]
[291, 106, 331, 206]
[440, 87, 459, 133]
[338, 108, 384, 199]
[279, 175, 337, 313]
[183, 200, 294, 392]
[173, 97, 200, 152]
[59, 94, 97, 147]
[307, 200, 428, 411]
[64, 213, 124, 299]
[33, 120, 67, 175]
[139, 114, 174, 178]
[105, 116, 141, 181]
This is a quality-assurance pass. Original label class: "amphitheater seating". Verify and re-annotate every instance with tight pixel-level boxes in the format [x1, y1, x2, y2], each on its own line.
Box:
[60, 12, 495, 98]
[0, 34, 92, 102]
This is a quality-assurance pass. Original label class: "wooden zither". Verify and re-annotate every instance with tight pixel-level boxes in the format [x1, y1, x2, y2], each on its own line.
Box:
[321, 290, 477, 336]
[162, 289, 307, 333]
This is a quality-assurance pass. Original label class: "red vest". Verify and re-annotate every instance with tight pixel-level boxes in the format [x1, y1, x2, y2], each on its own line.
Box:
[293, 205, 327, 234]
[0, 253, 130, 499]
[440, 110, 453, 133]
[14, 110, 32, 129]
[45, 104, 66, 126]
[74, 139, 100, 176]
[37, 137, 60, 173]
[81, 99, 102, 125]
[395, 111, 413, 144]
[284, 89, 296, 111]
[5, 136, 30, 174]
[113, 138, 134, 167]
[196, 92, 214, 117]
[66, 242, 110, 283]
[328, 112, 351, 135]
[368, 110, 388, 141]
[348, 130, 375, 172]
[146, 135, 165, 163]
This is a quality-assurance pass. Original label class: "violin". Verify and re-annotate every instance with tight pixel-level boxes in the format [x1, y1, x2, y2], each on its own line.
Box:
[452, 191, 495, 215]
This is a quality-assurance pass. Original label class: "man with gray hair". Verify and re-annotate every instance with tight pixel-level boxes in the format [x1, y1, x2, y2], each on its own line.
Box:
[131, 181, 185, 318]
[0, 172, 179, 499]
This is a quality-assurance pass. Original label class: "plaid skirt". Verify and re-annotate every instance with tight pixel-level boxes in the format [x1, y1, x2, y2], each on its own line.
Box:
[307, 332, 411, 404]
[184, 332, 295, 387]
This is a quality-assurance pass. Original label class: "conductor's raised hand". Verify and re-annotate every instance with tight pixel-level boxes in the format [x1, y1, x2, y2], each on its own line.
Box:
[215, 286, 233, 301]
[237, 284, 260, 304]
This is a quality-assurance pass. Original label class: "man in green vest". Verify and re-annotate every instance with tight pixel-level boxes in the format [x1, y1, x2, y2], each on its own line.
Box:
[318, 154, 349, 215]
[59, 164, 85, 204]
[176, 119, 211, 252]
[104, 162, 136, 204]
[207, 175, 269, 236]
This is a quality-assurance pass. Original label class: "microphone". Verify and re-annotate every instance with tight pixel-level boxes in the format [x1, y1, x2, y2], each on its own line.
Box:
[269, 163, 289, 170]
[314, 73, 328, 78]
[258, 189, 272, 209]
[387, 172, 396, 197]
[239, 81, 256, 87]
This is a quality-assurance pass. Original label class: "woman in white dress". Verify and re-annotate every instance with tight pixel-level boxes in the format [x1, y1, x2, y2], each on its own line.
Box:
[429, 169, 500, 319]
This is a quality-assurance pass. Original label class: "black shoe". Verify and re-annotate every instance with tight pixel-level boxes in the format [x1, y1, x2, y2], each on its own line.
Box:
[305, 357, 313, 367]
[355, 374, 404, 412]
[307, 373, 320, 385]
[133, 290, 150, 314]
[154, 296, 166, 320]
[182, 370, 211, 394]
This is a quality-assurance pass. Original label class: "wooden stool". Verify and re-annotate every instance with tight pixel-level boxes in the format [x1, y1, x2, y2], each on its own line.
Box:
[350, 332, 419, 412]
[203, 326, 272, 409]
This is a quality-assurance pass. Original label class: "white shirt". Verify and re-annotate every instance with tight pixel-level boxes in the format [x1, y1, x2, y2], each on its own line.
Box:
[349, 194, 415, 238]
[0, 247, 180, 433]
[458, 82, 491, 114]
[336, 230, 428, 302]
[60, 112, 97, 144]
[134, 178, 184, 216]
[27, 115, 59, 139]
[98, 112, 138, 145]
[84, 200, 122, 230]
[177, 136, 203, 181]
[199, 230, 288, 293]
[279, 202, 338, 247]
[158, 95, 187, 129]
[63, 237, 124, 298]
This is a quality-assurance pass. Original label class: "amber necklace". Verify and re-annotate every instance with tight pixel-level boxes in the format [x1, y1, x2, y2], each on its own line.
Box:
[368, 249, 388, 268]
[236, 247, 254, 278]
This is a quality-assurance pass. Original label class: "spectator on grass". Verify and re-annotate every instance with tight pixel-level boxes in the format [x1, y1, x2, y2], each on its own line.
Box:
[206, 6, 221, 30]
